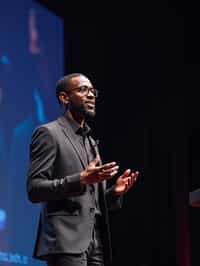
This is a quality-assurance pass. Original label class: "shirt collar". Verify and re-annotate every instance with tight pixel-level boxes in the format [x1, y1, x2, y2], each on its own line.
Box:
[65, 111, 91, 137]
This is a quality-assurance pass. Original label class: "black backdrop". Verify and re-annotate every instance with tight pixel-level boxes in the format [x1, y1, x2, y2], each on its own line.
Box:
[36, 1, 200, 266]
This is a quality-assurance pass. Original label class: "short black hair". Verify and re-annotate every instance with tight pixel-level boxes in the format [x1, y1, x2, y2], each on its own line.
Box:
[56, 73, 85, 104]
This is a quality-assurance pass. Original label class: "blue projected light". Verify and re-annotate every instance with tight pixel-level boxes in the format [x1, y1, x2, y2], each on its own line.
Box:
[33, 88, 47, 124]
[0, 0, 63, 265]
[0, 55, 10, 65]
[0, 209, 6, 231]
[0, 252, 28, 264]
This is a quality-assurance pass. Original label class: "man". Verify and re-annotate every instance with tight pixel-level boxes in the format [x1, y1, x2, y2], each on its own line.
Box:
[27, 73, 139, 266]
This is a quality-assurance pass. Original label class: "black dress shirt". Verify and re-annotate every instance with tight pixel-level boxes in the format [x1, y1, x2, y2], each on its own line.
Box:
[66, 114, 101, 216]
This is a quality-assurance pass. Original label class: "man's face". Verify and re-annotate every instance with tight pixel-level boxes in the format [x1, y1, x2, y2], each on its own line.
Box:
[67, 75, 96, 118]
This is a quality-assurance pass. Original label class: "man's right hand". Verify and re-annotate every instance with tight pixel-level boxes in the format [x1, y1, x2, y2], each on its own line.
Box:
[80, 155, 119, 185]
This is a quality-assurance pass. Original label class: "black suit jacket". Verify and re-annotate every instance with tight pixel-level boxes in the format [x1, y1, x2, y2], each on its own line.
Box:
[27, 114, 122, 265]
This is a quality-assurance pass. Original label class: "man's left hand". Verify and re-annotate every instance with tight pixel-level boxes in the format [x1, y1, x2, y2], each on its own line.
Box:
[114, 169, 139, 196]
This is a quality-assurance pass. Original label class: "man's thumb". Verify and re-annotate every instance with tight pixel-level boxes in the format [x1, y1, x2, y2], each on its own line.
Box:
[123, 169, 131, 177]
[90, 154, 100, 166]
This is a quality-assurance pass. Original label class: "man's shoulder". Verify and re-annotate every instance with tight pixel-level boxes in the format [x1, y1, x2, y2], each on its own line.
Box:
[40, 119, 58, 130]
[33, 118, 60, 136]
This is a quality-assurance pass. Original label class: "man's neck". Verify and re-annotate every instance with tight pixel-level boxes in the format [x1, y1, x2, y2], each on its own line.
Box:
[66, 110, 85, 128]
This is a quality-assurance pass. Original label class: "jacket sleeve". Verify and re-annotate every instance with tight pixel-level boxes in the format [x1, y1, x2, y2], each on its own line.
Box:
[105, 184, 123, 211]
[27, 126, 85, 203]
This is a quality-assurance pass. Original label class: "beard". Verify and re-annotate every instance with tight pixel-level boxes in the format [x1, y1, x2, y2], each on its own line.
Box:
[69, 102, 96, 119]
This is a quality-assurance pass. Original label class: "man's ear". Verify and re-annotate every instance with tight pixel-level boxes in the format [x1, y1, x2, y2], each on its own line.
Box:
[58, 91, 69, 105]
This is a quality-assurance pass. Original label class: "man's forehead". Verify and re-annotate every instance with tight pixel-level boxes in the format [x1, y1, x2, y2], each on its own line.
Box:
[70, 75, 92, 87]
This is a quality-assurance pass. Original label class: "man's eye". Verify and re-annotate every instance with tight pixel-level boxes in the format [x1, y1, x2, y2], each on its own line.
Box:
[81, 87, 87, 92]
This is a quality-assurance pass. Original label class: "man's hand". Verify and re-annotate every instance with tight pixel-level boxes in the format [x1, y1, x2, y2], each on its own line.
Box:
[114, 169, 139, 195]
[80, 155, 119, 185]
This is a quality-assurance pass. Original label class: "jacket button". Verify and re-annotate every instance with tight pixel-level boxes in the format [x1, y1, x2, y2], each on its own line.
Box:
[89, 187, 94, 194]
[90, 207, 95, 213]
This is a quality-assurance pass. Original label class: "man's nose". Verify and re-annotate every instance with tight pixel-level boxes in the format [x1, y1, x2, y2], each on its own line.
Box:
[87, 89, 95, 98]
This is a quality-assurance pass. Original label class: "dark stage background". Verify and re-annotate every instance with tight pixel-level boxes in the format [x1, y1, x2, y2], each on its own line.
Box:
[2, 0, 200, 265]
[60, 3, 199, 266]
[60, 6, 184, 266]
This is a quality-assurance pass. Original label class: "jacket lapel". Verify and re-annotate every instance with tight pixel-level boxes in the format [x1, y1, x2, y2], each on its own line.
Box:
[57, 116, 106, 193]
[88, 136, 102, 164]
[57, 116, 88, 168]
[88, 136, 106, 192]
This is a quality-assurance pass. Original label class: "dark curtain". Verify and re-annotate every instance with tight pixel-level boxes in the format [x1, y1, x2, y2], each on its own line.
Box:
[64, 15, 190, 265]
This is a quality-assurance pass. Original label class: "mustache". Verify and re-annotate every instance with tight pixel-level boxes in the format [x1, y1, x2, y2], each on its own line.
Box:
[85, 101, 95, 105]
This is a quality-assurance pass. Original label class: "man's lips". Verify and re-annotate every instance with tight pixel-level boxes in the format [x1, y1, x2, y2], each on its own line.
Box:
[85, 102, 95, 108]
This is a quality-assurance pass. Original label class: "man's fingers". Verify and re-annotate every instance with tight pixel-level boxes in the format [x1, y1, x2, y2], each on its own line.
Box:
[98, 168, 118, 181]
[122, 169, 131, 178]
[99, 165, 119, 175]
[125, 171, 139, 187]
[135, 171, 139, 177]
[98, 167, 119, 180]
[127, 171, 139, 187]
[110, 170, 118, 177]
[132, 171, 139, 181]
[103, 162, 117, 168]
[100, 161, 117, 171]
